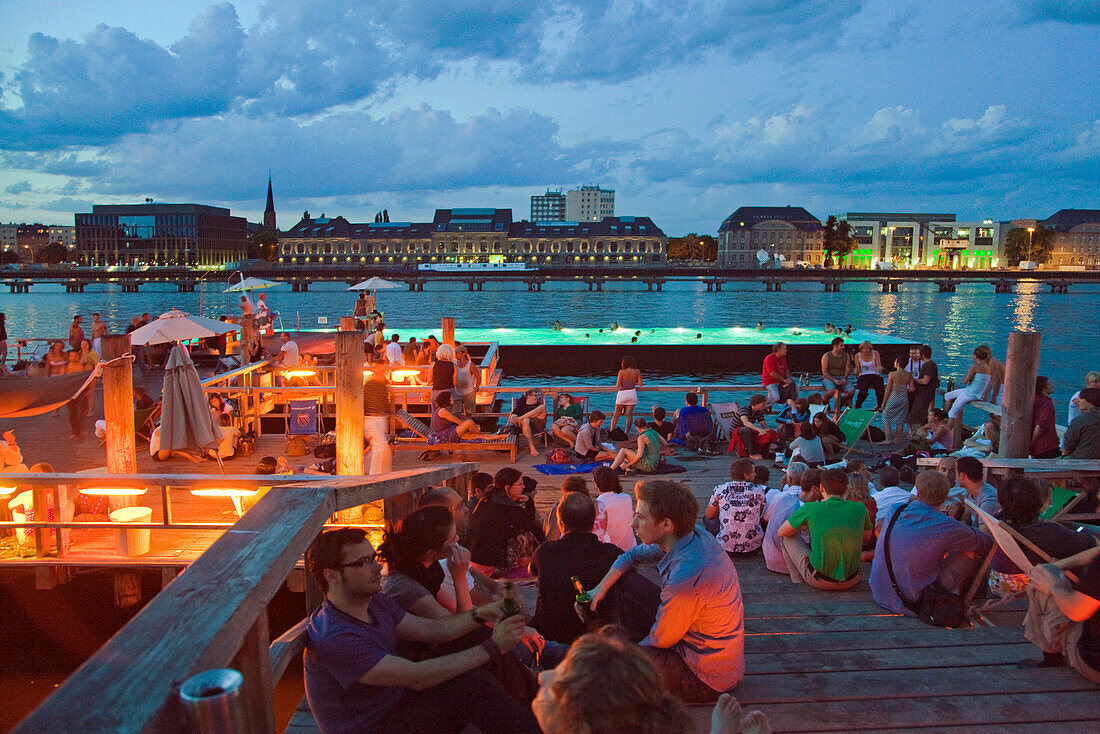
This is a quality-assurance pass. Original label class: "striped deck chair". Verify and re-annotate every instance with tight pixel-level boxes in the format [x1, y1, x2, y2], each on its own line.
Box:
[394, 409, 518, 462]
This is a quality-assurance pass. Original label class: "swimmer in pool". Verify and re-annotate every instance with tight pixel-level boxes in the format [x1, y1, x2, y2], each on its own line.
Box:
[844, 324, 854, 335]
[756, 322, 764, 331]
[611, 322, 619, 331]
[631, 336, 638, 343]
[553, 320, 563, 331]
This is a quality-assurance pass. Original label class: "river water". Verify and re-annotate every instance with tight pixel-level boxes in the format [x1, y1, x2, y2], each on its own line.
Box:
[1, 278, 1097, 416]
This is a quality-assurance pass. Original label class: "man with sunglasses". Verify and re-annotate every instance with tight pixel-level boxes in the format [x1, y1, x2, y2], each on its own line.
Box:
[304, 527, 540, 734]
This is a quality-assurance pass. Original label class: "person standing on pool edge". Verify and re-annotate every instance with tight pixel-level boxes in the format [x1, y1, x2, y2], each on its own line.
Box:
[609, 356, 642, 437]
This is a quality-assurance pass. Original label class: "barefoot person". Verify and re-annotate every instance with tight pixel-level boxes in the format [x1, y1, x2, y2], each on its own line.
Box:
[508, 389, 549, 457]
[610, 418, 663, 473]
[880, 357, 913, 443]
[610, 356, 643, 435]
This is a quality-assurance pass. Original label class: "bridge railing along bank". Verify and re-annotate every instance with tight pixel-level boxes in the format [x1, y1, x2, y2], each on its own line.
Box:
[12, 463, 476, 734]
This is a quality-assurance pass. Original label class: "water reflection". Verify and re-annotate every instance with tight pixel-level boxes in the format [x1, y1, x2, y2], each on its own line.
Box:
[1012, 281, 1041, 331]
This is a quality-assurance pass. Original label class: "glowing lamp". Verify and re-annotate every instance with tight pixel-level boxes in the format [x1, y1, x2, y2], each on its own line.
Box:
[389, 369, 421, 383]
[80, 486, 148, 496]
[283, 370, 317, 379]
[189, 487, 258, 497]
[0, 485, 16, 499]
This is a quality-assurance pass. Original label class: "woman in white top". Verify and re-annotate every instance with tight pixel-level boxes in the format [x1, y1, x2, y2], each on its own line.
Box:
[786, 421, 825, 466]
[591, 466, 636, 551]
[944, 345, 993, 448]
[852, 341, 885, 410]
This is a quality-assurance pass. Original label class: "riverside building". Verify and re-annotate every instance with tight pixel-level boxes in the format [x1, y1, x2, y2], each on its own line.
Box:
[531, 189, 566, 222]
[278, 208, 665, 266]
[717, 206, 825, 266]
[74, 203, 248, 267]
[1043, 209, 1100, 269]
[842, 213, 1003, 269]
[565, 185, 615, 222]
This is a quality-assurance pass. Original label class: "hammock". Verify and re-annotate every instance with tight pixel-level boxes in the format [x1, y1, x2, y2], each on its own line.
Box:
[0, 372, 96, 418]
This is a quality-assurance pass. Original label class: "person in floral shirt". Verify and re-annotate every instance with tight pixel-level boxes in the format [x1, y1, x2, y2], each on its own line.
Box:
[705, 458, 766, 558]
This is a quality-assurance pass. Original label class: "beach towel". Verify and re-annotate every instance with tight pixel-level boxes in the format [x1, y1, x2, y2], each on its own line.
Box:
[533, 462, 602, 475]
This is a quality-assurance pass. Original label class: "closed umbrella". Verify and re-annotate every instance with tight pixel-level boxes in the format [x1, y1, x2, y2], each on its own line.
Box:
[128, 309, 238, 346]
[160, 345, 221, 458]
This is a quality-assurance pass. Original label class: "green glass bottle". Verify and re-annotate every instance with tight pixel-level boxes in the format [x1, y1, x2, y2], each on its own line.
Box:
[571, 576, 599, 629]
[500, 581, 522, 619]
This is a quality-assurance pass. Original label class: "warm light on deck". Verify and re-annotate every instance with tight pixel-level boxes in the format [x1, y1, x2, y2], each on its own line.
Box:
[389, 369, 422, 383]
[79, 486, 148, 496]
[189, 487, 259, 497]
[0, 485, 16, 499]
[283, 370, 317, 378]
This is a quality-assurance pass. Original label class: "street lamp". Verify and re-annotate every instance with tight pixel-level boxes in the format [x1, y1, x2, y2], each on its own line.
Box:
[1027, 227, 1035, 264]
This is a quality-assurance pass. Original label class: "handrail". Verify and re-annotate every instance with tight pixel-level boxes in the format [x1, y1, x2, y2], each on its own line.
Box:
[13, 463, 477, 734]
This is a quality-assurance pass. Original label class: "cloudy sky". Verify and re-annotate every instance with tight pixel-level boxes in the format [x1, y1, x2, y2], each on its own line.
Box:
[0, 0, 1097, 235]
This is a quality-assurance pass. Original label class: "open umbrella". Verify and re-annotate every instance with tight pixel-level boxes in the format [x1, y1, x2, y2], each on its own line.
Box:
[224, 276, 280, 293]
[159, 345, 222, 457]
[128, 309, 238, 346]
[348, 276, 401, 291]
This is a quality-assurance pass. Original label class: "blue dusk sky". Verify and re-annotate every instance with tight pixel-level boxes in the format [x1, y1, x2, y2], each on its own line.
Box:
[0, 0, 1097, 235]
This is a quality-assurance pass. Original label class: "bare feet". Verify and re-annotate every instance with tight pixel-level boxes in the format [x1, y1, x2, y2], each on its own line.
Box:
[710, 693, 772, 734]
[529, 448, 540, 457]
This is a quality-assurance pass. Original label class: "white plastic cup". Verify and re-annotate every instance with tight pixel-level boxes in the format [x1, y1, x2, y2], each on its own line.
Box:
[109, 506, 152, 556]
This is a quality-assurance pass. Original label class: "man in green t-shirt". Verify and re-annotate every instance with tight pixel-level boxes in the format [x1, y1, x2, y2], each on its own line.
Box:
[777, 468, 872, 590]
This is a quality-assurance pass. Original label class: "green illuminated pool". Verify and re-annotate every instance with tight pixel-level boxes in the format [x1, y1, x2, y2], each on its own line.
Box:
[385, 326, 911, 346]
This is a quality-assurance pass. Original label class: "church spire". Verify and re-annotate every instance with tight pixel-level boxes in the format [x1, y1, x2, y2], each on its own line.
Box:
[263, 174, 276, 231]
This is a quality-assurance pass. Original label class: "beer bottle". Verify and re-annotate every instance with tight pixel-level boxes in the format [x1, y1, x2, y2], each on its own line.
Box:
[500, 581, 522, 619]
[571, 576, 600, 629]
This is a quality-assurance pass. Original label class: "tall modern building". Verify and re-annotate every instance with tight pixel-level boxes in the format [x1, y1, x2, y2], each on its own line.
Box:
[279, 208, 665, 266]
[263, 176, 277, 232]
[565, 186, 615, 222]
[842, 213, 1002, 269]
[75, 203, 248, 267]
[531, 189, 565, 221]
[717, 206, 825, 266]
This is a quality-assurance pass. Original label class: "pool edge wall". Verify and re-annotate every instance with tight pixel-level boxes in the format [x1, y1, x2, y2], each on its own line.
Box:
[498, 342, 919, 376]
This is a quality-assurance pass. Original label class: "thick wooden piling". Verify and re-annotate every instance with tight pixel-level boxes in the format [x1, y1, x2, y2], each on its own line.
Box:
[333, 331, 365, 524]
[998, 331, 1041, 459]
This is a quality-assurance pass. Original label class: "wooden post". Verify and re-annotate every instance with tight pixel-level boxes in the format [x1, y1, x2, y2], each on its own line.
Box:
[999, 331, 1041, 459]
[101, 334, 136, 481]
[230, 608, 275, 734]
[442, 317, 455, 347]
[339, 316, 357, 331]
[334, 331, 365, 523]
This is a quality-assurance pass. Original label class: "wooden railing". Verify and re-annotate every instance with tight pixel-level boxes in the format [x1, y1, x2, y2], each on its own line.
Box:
[13, 463, 476, 734]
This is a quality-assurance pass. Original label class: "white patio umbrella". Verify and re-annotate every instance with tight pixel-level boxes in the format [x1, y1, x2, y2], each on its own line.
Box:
[348, 276, 402, 291]
[224, 276, 280, 293]
[159, 345, 222, 458]
[128, 309, 238, 346]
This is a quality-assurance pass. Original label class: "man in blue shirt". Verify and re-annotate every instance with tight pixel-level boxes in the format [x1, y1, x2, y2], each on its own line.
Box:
[673, 391, 714, 441]
[870, 471, 993, 616]
[955, 456, 1001, 530]
[303, 527, 539, 734]
[589, 478, 744, 702]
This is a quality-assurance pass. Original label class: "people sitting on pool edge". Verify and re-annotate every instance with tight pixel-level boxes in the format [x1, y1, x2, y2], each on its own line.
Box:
[778, 468, 871, 590]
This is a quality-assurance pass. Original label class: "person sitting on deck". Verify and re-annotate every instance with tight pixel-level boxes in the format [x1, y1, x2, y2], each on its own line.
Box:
[775, 398, 811, 453]
[870, 466, 911, 534]
[532, 631, 771, 734]
[812, 412, 846, 460]
[869, 470, 993, 616]
[593, 466, 637, 552]
[588, 479, 745, 702]
[466, 467, 546, 578]
[953, 456, 1000, 530]
[417, 487, 502, 610]
[730, 394, 777, 460]
[987, 476, 1097, 600]
[648, 405, 675, 441]
[428, 391, 481, 444]
[610, 418, 664, 473]
[672, 391, 712, 441]
[785, 421, 825, 467]
[762, 468, 821, 575]
[550, 393, 583, 447]
[705, 458, 766, 558]
[574, 410, 616, 462]
[543, 475, 591, 543]
[1020, 543, 1100, 682]
[1063, 387, 1100, 459]
[529, 493, 635, 644]
[777, 468, 871, 590]
[508, 388, 549, 457]
[303, 527, 541, 734]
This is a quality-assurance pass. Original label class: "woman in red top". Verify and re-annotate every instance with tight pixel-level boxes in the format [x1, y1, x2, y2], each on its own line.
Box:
[1031, 375, 1061, 459]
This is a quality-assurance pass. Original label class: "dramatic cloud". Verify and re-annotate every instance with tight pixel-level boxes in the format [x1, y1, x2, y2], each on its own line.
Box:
[5, 180, 32, 194]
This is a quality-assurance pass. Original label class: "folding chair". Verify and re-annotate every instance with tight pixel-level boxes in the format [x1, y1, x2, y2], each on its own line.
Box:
[1039, 486, 1077, 520]
[963, 498, 1079, 614]
[286, 399, 322, 438]
[510, 396, 550, 446]
[836, 408, 878, 458]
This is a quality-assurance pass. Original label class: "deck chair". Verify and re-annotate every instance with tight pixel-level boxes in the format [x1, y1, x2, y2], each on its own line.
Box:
[510, 396, 550, 447]
[836, 408, 878, 458]
[286, 400, 321, 437]
[394, 409, 518, 462]
[709, 402, 741, 442]
[963, 498, 1079, 613]
[1039, 486, 1077, 520]
[135, 403, 160, 445]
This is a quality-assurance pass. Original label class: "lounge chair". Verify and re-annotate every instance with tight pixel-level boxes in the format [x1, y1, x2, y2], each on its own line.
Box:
[394, 409, 517, 462]
[836, 408, 878, 458]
